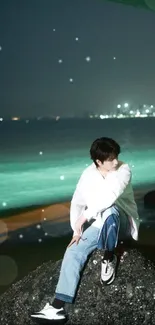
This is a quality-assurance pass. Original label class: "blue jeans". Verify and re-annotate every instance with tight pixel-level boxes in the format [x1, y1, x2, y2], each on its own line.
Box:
[55, 205, 131, 303]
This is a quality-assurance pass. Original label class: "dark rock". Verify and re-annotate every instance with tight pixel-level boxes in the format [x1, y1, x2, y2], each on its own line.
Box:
[1, 248, 155, 325]
[144, 190, 155, 208]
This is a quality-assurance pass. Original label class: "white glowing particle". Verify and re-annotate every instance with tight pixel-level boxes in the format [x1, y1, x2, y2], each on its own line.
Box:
[113, 57, 116, 60]
[39, 151, 43, 155]
[36, 224, 41, 229]
[58, 59, 63, 64]
[0, 118, 3, 121]
[44, 217, 46, 221]
[53, 28, 56, 32]
[45, 233, 48, 236]
[69, 78, 73, 83]
[75, 37, 79, 41]
[38, 238, 42, 243]
[60, 175, 65, 180]
[0, 46, 2, 51]
[42, 209, 44, 212]
[19, 234, 23, 239]
[2, 202, 7, 207]
[85, 56, 91, 62]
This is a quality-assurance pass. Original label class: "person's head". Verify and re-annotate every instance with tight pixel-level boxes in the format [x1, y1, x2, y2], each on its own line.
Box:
[90, 137, 121, 171]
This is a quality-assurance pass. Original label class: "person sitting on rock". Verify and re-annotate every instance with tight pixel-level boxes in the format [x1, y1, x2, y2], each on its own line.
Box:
[31, 137, 140, 322]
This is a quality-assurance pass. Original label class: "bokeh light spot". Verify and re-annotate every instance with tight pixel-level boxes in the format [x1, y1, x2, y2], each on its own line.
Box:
[0, 256, 18, 286]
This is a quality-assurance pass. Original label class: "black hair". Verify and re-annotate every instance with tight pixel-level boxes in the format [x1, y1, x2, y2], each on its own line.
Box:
[90, 137, 121, 167]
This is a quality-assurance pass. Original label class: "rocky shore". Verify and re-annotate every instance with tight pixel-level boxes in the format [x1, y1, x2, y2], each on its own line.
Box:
[1, 246, 155, 325]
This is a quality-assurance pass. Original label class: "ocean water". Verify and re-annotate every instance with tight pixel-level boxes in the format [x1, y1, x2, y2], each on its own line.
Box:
[0, 117, 155, 211]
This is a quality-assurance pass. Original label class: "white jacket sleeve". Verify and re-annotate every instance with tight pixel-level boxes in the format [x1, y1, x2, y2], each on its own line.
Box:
[70, 174, 86, 236]
[83, 165, 131, 221]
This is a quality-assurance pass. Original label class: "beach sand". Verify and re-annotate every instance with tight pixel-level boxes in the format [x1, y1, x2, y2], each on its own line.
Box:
[0, 202, 71, 239]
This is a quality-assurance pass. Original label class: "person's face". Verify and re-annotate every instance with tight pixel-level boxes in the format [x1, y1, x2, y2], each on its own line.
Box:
[97, 157, 119, 171]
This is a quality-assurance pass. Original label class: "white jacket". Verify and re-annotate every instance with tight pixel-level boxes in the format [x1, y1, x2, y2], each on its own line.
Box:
[70, 162, 140, 240]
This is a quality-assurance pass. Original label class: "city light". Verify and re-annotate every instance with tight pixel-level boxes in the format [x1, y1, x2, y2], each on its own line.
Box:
[124, 103, 129, 108]
[135, 111, 140, 117]
[11, 117, 20, 121]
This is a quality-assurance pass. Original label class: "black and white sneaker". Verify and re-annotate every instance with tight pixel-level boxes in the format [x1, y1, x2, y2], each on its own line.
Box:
[100, 254, 117, 285]
[31, 303, 66, 321]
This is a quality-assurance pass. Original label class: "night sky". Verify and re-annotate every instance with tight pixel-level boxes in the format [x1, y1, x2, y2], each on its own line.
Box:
[0, 0, 155, 118]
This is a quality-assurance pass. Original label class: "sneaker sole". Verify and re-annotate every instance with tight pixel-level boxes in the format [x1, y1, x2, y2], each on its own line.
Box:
[31, 314, 66, 320]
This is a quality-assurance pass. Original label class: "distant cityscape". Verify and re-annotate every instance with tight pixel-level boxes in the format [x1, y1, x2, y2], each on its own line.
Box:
[0, 103, 155, 121]
[84, 103, 155, 120]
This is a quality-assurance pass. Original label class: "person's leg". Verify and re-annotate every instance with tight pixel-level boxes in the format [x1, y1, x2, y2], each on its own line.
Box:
[98, 205, 120, 256]
[55, 225, 100, 303]
[98, 205, 120, 284]
[31, 225, 100, 320]
[118, 206, 132, 242]
[99, 205, 131, 285]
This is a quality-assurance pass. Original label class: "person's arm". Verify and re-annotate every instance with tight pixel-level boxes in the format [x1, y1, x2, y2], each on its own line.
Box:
[83, 165, 131, 221]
